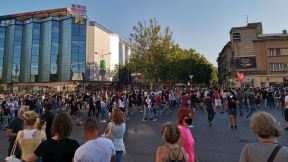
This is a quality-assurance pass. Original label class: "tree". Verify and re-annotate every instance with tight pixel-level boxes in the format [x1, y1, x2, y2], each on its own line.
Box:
[128, 18, 218, 87]
[129, 18, 173, 88]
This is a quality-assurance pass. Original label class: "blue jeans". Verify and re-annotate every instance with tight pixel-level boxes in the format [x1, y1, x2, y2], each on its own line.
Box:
[116, 151, 124, 162]
[207, 108, 215, 122]
[246, 104, 256, 119]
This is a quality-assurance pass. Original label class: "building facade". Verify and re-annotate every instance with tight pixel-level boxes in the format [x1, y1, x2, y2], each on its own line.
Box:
[254, 32, 288, 87]
[0, 8, 87, 85]
[218, 22, 288, 87]
[0, 7, 131, 90]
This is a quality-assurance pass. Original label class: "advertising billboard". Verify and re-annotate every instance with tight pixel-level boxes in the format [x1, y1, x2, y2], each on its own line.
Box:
[71, 4, 87, 16]
[234, 57, 257, 69]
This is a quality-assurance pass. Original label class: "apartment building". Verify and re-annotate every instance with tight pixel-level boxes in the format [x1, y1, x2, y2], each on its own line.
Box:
[218, 22, 288, 87]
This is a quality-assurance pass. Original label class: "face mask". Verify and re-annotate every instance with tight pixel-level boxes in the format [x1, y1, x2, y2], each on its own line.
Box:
[185, 118, 193, 125]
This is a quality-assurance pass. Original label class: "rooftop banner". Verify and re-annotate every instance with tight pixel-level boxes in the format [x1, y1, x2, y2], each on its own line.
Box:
[70, 4, 87, 16]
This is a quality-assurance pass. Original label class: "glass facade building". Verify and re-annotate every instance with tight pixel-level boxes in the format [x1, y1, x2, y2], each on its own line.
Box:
[0, 26, 5, 82]
[0, 8, 87, 84]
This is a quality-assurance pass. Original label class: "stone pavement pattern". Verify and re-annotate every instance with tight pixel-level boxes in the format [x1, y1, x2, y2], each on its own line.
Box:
[1, 107, 288, 162]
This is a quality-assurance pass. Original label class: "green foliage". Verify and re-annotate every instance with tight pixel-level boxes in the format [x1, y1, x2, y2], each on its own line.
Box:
[128, 18, 218, 86]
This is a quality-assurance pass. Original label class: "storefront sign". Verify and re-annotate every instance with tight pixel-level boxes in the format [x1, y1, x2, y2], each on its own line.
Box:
[72, 73, 83, 81]
[235, 57, 257, 69]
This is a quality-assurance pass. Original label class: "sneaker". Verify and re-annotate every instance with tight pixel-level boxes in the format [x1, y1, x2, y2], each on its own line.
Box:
[150, 117, 153, 120]
[142, 119, 146, 122]
[153, 118, 158, 122]
[284, 127, 288, 131]
[220, 111, 224, 114]
[100, 120, 107, 123]
[231, 125, 234, 129]
[234, 125, 238, 129]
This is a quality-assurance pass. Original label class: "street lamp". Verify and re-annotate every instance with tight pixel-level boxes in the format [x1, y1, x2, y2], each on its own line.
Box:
[95, 50, 111, 81]
[189, 74, 193, 86]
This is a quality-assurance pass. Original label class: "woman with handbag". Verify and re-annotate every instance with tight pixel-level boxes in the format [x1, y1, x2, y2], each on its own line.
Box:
[104, 108, 126, 162]
[16, 111, 46, 162]
[27, 112, 80, 162]
[239, 112, 288, 162]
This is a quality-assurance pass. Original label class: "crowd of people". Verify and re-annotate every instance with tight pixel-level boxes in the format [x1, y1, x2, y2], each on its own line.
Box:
[0, 86, 288, 162]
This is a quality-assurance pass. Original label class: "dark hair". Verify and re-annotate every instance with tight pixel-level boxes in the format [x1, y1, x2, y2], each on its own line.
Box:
[84, 118, 98, 132]
[52, 112, 73, 139]
[44, 102, 52, 111]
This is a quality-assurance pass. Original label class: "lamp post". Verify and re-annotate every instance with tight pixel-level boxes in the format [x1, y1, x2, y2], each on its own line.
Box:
[189, 74, 193, 87]
[95, 50, 111, 81]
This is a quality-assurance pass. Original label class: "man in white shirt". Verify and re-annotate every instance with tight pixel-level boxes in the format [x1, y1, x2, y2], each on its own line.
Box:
[74, 119, 116, 162]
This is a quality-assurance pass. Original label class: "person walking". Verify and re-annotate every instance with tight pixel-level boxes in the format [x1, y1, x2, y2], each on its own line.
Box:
[74, 119, 116, 162]
[177, 108, 195, 162]
[246, 89, 257, 120]
[239, 111, 288, 162]
[227, 91, 238, 129]
[204, 94, 216, 126]
[108, 109, 126, 162]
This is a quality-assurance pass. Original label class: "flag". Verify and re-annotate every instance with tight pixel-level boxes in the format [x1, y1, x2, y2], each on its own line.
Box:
[236, 72, 245, 83]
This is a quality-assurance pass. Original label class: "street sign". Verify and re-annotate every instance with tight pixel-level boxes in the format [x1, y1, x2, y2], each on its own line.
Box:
[189, 75, 193, 80]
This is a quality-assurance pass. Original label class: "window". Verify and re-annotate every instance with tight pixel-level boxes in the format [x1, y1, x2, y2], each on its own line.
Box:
[33, 24, 40, 39]
[270, 63, 285, 71]
[79, 25, 86, 36]
[79, 61, 85, 73]
[280, 48, 288, 55]
[233, 33, 240, 40]
[51, 55, 57, 62]
[71, 52, 78, 61]
[31, 63, 38, 75]
[50, 63, 57, 74]
[14, 26, 22, 41]
[79, 51, 86, 61]
[31, 55, 39, 63]
[0, 28, 5, 39]
[72, 25, 80, 36]
[268, 48, 281, 56]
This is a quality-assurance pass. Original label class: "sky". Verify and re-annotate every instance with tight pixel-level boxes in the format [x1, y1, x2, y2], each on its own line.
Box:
[0, 0, 288, 66]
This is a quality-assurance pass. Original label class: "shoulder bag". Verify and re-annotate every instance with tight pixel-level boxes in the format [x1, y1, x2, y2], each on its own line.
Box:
[267, 145, 282, 162]
[5, 135, 22, 162]
[102, 122, 113, 139]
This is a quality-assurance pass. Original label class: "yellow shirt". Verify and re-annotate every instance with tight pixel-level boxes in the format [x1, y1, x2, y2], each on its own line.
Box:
[17, 130, 46, 161]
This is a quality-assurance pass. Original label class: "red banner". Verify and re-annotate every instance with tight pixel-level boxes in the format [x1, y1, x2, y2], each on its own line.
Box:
[236, 72, 245, 83]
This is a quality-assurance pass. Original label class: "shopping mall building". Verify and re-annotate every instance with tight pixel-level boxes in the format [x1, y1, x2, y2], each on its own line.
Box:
[0, 7, 130, 91]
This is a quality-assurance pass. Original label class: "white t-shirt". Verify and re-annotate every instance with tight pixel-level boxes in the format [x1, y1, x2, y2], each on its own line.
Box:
[74, 137, 116, 162]
[285, 95, 288, 108]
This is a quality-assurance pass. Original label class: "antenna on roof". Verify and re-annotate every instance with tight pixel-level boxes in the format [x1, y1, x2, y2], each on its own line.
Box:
[242, 15, 248, 25]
